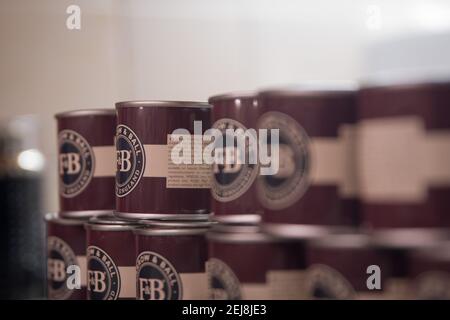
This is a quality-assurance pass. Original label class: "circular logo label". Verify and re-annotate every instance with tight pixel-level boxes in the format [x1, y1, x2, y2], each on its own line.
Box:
[136, 251, 182, 300]
[58, 129, 95, 198]
[206, 258, 241, 300]
[256, 111, 310, 210]
[414, 271, 450, 299]
[211, 118, 259, 202]
[87, 246, 120, 300]
[116, 124, 145, 197]
[305, 264, 355, 299]
[47, 236, 78, 300]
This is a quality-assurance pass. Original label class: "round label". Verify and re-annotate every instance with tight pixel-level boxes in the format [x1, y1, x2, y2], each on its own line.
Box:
[305, 264, 355, 299]
[58, 129, 95, 198]
[414, 271, 450, 299]
[211, 118, 259, 202]
[256, 111, 310, 210]
[47, 236, 78, 300]
[116, 124, 145, 197]
[87, 246, 120, 300]
[206, 258, 241, 300]
[136, 251, 182, 300]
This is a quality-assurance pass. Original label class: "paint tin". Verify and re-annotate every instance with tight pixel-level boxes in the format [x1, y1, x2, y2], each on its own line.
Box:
[115, 101, 211, 220]
[208, 92, 262, 224]
[258, 85, 358, 238]
[134, 220, 212, 300]
[358, 82, 450, 229]
[46, 213, 87, 300]
[55, 109, 116, 217]
[207, 223, 308, 299]
[85, 214, 139, 300]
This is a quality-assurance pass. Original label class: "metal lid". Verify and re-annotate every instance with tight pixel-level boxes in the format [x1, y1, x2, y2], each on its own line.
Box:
[308, 233, 372, 250]
[85, 214, 140, 231]
[370, 228, 449, 250]
[262, 223, 351, 240]
[207, 223, 288, 243]
[55, 109, 115, 119]
[212, 214, 261, 225]
[59, 210, 113, 219]
[208, 91, 257, 103]
[45, 212, 87, 226]
[258, 81, 358, 98]
[116, 100, 210, 109]
[133, 220, 214, 236]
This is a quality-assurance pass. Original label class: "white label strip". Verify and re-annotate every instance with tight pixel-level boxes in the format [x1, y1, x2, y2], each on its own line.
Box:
[92, 146, 116, 177]
[180, 273, 209, 300]
[358, 116, 450, 203]
[143, 145, 168, 177]
[266, 270, 308, 300]
[309, 124, 357, 197]
[118, 266, 136, 299]
[76, 255, 87, 287]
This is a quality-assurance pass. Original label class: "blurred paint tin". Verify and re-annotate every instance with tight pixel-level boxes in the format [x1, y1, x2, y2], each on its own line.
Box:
[85, 214, 139, 300]
[409, 241, 450, 299]
[115, 101, 211, 221]
[208, 92, 262, 224]
[207, 223, 308, 299]
[258, 85, 359, 238]
[305, 233, 413, 299]
[134, 220, 212, 300]
[55, 109, 116, 217]
[46, 213, 87, 300]
[358, 82, 450, 229]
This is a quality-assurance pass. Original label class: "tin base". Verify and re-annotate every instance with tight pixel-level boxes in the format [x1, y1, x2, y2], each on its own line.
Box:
[59, 210, 113, 219]
[114, 211, 211, 221]
[370, 228, 450, 249]
[262, 223, 355, 240]
[212, 214, 261, 225]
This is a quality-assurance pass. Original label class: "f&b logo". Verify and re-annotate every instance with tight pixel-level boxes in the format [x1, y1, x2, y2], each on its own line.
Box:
[87, 246, 120, 300]
[136, 251, 182, 300]
[47, 236, 78, 300]
[115, 124, 145, 197]
[58, 130, 95, 197]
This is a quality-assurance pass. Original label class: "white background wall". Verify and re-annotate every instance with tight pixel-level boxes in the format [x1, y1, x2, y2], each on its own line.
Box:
[1, 0, 450, 212]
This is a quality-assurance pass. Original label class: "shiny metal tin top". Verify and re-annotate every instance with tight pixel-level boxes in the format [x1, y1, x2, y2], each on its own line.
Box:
[133, 220, 214, 236]
[55, 109, 115, 119]
[207, 223, 289, 243]
[85, 214, 140, 231]
[208, 91, 257, 103]
[258, 81, 358, 98]
[308, 233, 372, 250]
[116, 100, 210, 109]
[45, 212, 86, 226]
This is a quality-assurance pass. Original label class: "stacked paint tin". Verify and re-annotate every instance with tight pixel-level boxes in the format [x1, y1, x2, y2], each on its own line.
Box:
[47, 109, 116, 299]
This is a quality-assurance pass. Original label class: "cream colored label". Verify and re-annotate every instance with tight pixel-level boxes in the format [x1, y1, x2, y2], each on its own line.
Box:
[241, 283, 271, 300]
[92, 146, 115, 177]
[358, 116, 450, 203]
[167, 134, 211, 189]
[357, 278, 413, 300]
[141, 135, 211, 188]
[267, 270, 308, 300]
[76, 255, 87, 287]
[309, 124, 357, 197]
[180, 272, 209, 300]
[118, 266, 136, 299]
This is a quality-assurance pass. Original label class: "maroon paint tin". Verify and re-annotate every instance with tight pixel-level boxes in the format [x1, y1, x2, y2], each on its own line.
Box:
[207, 224, 308, 299]
[115, 101, 211, 220]
[134, 220, 212, 300]
[208, 92, 262, 224]
[358, 82, 450, 229]
[85, 215, 139, 300]
[46, 213, 87, 300]
[305, 233, 413, 299]
[409, 241, 450, 299]
[257, 85, 358, 238]
[55, 109, 116, 217]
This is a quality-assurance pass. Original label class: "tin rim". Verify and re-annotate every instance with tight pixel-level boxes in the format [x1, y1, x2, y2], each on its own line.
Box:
[207, 225, 286, 243]
[262, 223, 353, 240]
[133, 227, 209, 236]
[137, 220, 216, 229]
[116, 100, 210, 109]
[55, 109, 115, 119]
[370, 228, 449, 250]
[59, 210, 114, 219]
[212, 214, 261, 225]
[258, 81, 358, 98]
[85, 214, 141, 231]
[45, 213, 86, 226]
[114, 211, 211, 221]
[208, 91, 256, 103]
[308, 233, 372, 249]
